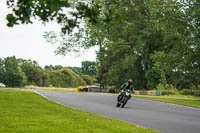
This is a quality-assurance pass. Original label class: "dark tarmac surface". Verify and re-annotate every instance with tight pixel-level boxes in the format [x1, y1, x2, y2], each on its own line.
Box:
[37, 91, 200, 133]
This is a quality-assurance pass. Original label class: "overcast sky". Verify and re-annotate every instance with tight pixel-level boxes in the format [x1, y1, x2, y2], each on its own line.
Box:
[0, 0, 97, 68]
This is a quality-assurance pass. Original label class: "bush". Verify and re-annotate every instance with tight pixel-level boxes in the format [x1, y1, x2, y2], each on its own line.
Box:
[161, 90, 178, 95]
[180, 89, 200, 96]
[156, 84, 179, 95]
[156, 84, 165, 90]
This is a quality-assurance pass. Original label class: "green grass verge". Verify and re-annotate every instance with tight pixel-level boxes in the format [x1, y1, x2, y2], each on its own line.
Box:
[134, 95, 200, 109]
[1, 87, 77, 93]
[0, 90, 158, 133]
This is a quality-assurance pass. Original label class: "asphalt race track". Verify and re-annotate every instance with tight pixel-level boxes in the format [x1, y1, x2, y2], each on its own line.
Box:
[37, 91, 200, 133]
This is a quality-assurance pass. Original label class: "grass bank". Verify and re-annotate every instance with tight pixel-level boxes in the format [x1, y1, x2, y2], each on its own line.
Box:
[0, 90, 157, 133]
[134, 95, 200, 109]
[24, 85, 77, 92]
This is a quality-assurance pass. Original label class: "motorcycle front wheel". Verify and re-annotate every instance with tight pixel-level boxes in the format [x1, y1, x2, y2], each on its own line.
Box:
[116, 103, 121, 107]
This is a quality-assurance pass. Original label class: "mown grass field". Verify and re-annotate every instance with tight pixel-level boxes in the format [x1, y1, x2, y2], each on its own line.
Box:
[134, 95, 200, 109]
[0, 89, 158, 133]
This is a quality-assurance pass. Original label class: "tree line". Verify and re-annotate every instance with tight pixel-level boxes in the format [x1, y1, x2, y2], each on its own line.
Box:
[48, 0, 199, 90]
[5, 0, 200, 90]
[92, 0, 200, 90]
[0, 56, 96, 87]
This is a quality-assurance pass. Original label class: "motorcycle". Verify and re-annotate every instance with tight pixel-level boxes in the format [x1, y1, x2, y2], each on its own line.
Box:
[116, 89, 132, 108]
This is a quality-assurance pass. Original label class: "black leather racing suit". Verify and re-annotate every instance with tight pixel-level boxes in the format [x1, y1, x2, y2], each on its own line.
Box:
[117, 82, 134, 102]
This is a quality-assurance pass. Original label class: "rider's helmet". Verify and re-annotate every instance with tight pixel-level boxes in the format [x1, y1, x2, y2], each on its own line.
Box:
[128, 79, 133, 85]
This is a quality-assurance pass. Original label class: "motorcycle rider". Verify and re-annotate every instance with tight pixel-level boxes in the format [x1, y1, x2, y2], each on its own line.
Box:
[117, 79, 134, 102]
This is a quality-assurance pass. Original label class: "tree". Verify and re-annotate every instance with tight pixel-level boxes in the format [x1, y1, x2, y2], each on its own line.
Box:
[81, 61, 96, 76]
[20, 59, 50, 87]
[184, 0, 200, 89]
[0, 58, 5, 84]
[68, 66, 82, 75]
[85, 0, 153, 89]
[81, 75, 95, 85]
[3, 56, 27, 87]
[44, 65, 63, 71]
[6, 0, 101, 34]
